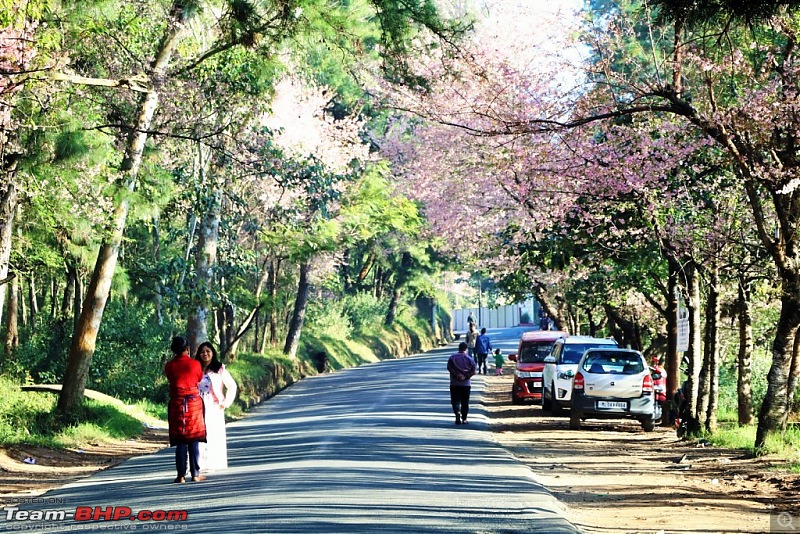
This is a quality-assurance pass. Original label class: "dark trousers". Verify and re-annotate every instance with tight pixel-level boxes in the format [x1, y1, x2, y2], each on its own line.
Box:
[176, 441, 201, 478]
[450, 385, 471, 419]
[476, 354, 488, 374]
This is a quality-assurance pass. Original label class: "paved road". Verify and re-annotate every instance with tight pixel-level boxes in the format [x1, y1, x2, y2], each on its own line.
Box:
[2, 327, 578, 533]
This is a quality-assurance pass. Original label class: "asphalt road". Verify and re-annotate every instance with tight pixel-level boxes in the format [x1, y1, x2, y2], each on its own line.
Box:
[2, 327, 578, 533]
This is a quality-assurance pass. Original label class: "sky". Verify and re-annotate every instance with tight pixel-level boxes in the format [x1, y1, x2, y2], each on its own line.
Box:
[470, 0, 588, 71]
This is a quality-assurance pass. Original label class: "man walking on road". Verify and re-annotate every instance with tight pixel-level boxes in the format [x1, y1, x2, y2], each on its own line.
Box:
[447, 342, 476, 425]
[474, 328, 492, 375]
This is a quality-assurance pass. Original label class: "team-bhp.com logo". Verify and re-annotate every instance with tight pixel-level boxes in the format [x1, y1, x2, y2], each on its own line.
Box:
[5, 505, 188, 525]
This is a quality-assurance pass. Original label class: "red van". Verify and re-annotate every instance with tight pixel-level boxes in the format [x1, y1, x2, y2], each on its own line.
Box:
[509, 330, 568, 404]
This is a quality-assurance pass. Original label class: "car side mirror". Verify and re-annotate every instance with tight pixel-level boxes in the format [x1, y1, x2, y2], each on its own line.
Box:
[544, 356, 555, 364]
[558, 369, 575, 379]
[509, 354, 517, 362]
[652, 372, 662, 379]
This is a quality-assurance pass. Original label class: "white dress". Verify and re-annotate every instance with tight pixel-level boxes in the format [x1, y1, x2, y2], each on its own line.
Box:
[198, 366, 237, 472]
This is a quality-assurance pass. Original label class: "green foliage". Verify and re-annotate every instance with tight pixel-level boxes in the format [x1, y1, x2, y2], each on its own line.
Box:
[342, 292, 388, 332]
[89, 301, 172, 402]
[706, 422, 800, 468]
[650, 0, 800, 25]
[305, 292, 389, 336]
[305, 297, 354, 339]
[0, 378, 149, 447]
[4, 298, 171, 403]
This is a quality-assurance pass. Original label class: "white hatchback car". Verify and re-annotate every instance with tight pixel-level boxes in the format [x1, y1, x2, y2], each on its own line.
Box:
[541, 336, 618, 415]
[569, 348, 659, 431]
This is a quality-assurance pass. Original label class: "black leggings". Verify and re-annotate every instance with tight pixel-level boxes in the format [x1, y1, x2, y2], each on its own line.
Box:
[176, 441, 201, 478]
[450, 385, 471, 418]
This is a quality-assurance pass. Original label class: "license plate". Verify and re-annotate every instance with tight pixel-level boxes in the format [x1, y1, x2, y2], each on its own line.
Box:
[597, 401, 627, 410]
[533, 381, 542, 388]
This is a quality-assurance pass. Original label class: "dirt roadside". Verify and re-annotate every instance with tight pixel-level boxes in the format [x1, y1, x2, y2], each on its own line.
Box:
[0, 376, 798, 533]
[482, 371, 800, 534]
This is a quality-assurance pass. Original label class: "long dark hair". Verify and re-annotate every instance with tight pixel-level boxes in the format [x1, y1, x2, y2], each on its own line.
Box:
[195, 341, 223, 373]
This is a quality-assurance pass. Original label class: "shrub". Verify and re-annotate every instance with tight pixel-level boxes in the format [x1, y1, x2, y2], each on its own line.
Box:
[342, 292, 388, 332]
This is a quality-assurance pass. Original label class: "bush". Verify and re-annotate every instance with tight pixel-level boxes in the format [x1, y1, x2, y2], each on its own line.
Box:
[305, 297, 353, 339]
[342, 293, 388, 332]
[5, 298, 171, 403]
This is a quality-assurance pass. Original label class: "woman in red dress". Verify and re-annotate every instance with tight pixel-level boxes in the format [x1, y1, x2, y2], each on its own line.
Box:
[165, 336, 207, 483]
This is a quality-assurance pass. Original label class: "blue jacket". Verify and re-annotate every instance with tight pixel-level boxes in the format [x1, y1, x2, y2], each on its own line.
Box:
[475, 334, 492, 355]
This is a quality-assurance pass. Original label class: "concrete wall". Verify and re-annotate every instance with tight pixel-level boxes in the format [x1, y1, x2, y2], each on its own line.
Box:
[452, 298, 538, 332]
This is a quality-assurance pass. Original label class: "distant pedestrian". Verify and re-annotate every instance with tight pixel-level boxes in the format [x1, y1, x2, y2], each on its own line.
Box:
[539, 312, 552, 331]
[494, 349, 505, 376]
[467, 312, 476, 327]
[465, 323, 478, 360]
[447, 342, 476, 425]
[165, 336, 207, 483]
[474, 327, 492, 374]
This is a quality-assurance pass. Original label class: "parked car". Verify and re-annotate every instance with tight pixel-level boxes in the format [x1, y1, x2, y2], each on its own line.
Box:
[541, 335, 618, 415]
[569, 348, 659, 432]
[508, 330, 568, 404]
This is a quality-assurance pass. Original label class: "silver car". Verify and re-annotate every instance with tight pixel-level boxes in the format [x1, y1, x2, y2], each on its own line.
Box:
[569, 348, 660, 431]
[541, 335, 619, 415]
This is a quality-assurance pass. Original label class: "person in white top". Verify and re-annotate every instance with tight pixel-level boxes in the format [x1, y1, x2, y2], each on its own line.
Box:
[195, 342, 238, 472]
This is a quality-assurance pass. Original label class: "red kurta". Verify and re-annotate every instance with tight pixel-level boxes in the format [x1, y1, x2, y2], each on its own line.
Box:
[165, 354, 206, 446]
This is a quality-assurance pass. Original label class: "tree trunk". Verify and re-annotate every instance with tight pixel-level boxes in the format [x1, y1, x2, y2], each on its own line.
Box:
[4, 271, 18, 358]
[666, 258, 680, 412]
[269, 258, 279, 347]
[685, 263, 703, 434]
[27, 273, 39, 324]
[73, 267, 83, 335]
[785, 331, 800, 425]
[755, 272, 800, 449]
[222, 270, 268, 359]
[532, 282, 565, 333]
[152, 214, 164, 326]
[357, 254, 374, 286]
[385, 288, 401, 327]
[62, 264, 75, 319]
[737, 279, 754, 426]
[284, 261, 311, 359]
[0, 177, 17, 331]
[49, 276, 57, 320]
[603, 304, 641, 351]
[57, 12, 186, 417]
[704, 267, 720, 432]
[19, 273, 26, 328]
[385, 252, 413, 327]
[187, 188, 220, 355]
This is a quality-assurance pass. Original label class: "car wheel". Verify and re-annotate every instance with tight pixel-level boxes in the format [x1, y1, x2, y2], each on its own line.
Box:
[542, 389, 552, 411]
[641, 417, 656, 432]
[511, 393, 522, 405]
[569, 411, 582, 430]
[550, 384, 563, 416]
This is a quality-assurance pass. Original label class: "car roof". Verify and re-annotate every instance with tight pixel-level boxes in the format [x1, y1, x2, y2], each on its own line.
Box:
[520, 330, 568, 342]
[582, 347, 642, 355]
[556, 335, 617, 345]
[578, 347, 644, 362]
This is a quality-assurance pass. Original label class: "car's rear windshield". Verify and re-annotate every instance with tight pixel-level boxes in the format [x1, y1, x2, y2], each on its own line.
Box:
[582, 351, 644, 374]
[562, 343, 616, 364]
[518, 341, 556, 363]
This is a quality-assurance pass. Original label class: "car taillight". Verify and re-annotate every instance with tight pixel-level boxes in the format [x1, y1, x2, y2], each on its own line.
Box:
[642, 374, 653, 393]
[574, 372, 585, 390]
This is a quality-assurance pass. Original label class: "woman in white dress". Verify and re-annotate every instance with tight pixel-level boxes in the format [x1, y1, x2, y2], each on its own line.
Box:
[195, 342, 237, 472]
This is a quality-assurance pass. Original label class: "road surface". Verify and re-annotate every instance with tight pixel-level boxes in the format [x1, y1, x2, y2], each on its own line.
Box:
[2, 327, 578, 533]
